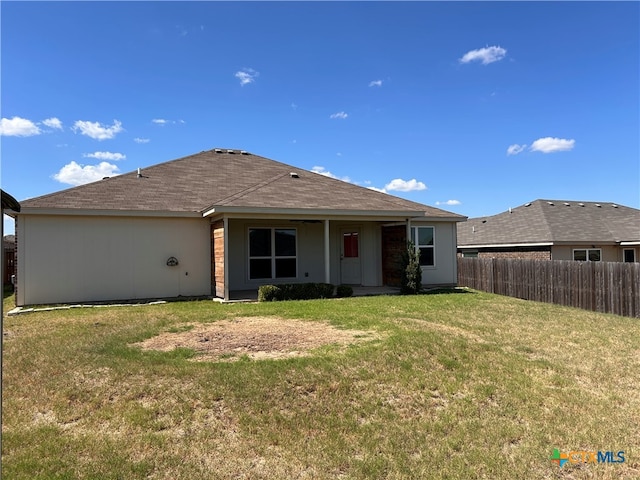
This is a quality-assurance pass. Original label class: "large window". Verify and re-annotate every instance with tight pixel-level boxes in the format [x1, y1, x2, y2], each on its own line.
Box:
[573, 248, 601, 262]
[411, 226, 435, 267]
[249, 228, 297, 280]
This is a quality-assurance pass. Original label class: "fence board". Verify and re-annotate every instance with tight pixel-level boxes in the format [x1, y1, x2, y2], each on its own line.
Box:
[458, 258, 640, 318]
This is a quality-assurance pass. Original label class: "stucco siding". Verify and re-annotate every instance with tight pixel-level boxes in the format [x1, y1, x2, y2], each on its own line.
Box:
[17, 215, 210, 306]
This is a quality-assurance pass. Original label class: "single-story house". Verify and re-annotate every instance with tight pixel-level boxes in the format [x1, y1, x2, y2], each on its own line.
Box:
[457, 199, 640, 262]
[8, 149, 466, 306]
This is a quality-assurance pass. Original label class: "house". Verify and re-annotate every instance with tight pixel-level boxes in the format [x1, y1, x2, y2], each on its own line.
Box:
[8, 149, 466, 306]
[457, 199, 640, 262]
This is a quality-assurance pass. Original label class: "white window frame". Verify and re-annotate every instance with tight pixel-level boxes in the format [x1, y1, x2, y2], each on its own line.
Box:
[572, 248, 601, 262]
[248, 227, 298, 280]
[411, 226, 436, 268]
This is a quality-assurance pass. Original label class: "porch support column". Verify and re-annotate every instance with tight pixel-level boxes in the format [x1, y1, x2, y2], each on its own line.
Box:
[324, 219, 331, 284]
[223, 216, 229, 301]
[406, 218, 411, 244]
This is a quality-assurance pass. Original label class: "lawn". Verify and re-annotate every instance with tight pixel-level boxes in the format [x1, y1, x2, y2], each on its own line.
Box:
[2, 290, 639, 479]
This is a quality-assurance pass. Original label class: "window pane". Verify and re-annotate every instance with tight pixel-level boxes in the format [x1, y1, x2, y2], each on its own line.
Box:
[275, 229, 296, 256]
[574, 250, 587, 261]
[419, 247, 434, 266]
[275, 258, 296, 278]
[417, 227, 434, 246]
[624, 249, 635, 263]
[343, 232, 359, 258]
[249, 229, 271, 257]
[588, 249, 601, 262]
[250, 259, 272, 279]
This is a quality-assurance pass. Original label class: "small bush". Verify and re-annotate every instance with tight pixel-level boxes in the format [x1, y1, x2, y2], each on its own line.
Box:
[258, 285, 282, 302]
[401, 241, 422, 295]
[258, 283, 335, 301]
[336, 285, 354, 298]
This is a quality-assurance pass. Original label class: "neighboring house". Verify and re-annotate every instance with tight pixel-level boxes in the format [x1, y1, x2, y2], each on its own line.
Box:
[9, 149, 466, 306]
[457, 199, 640, 262]
[3, 235, 16, 286]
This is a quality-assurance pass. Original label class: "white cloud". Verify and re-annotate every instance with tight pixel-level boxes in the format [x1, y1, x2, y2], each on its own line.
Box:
[384, 178, 427, 192]
[134, 137, 150, 144]
[83, 151, 126, 161]
[72, 119, 123, 140]
[369, 80, 383, 87]
[367, 186, 387, 193]
[152, 118, 168, 125]
[42, 117, 63, 130]
[507, 144, 527, 155]
[53, 161, 120, 186]
[529, 137, 575, 153]
[311, 166, 352, 183]
[0, 116, 42, 136]
[436, 200, 461, 206]
[235, 68, 259, 86]
[330, 111, 348, 119]
[460, 46, 507, 65]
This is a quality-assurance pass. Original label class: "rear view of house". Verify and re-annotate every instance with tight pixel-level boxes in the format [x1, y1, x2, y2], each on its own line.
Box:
[457, 199, 640, 262]
[8, 149, 466, 306]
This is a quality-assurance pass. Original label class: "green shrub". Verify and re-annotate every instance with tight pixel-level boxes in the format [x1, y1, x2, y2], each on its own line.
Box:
[258, 285, 282, 302]
[336, 285, 354, 298]
[258, 283, 335, 301]
[401, 241, 422, 295]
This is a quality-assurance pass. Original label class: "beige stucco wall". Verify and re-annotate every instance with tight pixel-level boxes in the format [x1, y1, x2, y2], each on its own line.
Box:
[551, 245, 621, 262]
[17, 215, 211, 306]
[413, 221, 458, 286]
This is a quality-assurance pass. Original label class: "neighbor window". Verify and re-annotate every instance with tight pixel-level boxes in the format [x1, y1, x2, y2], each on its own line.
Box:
[411, 226, 435, 267]
[249, 228, 297, 280]
[623, 249, 636, 263]
[573, 249, 601, 262]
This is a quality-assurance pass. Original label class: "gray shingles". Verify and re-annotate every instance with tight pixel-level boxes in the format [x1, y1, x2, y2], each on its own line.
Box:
[458, 199, 640, 246]
[21, 149, 465, 219]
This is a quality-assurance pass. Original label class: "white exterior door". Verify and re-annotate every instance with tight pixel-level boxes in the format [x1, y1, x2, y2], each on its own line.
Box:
[340, 229, 361, 285]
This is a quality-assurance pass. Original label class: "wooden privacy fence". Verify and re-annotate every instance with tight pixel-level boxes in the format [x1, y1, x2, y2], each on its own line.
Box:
[457, 257, 640, 318]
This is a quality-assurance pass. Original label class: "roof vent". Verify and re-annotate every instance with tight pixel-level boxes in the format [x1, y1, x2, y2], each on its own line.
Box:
[564, 202, 570, 206]
[214, 148, 222, 153]
[524, 203, 531, 207]
[578, 203, 585, 207]
[227, 149, 235, 154]
[595, 203, 601, 208]
[240, 150, 249, 155]
[509, 207, 512, 214]
[290, 172, 300, 178]
[547, 201, 554, 206]
[612, 204, 618, 208]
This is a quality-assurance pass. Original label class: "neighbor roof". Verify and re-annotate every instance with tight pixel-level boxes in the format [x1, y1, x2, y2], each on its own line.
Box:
[19, 149, 465, 220]
[458, 199, 640, 247]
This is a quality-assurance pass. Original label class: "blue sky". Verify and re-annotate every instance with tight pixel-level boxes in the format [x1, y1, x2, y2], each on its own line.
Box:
[2, 1, 639, 234]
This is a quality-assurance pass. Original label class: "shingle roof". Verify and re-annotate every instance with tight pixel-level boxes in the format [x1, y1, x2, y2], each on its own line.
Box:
[457, 199, 640, 246]
[20, 149, 465, 219]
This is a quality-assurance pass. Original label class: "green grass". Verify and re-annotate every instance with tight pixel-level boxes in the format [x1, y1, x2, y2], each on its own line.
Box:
[3, 291, 640, 479]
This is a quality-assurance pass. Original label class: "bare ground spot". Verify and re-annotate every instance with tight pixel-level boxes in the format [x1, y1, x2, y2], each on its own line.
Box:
[133, 316, 378, 362]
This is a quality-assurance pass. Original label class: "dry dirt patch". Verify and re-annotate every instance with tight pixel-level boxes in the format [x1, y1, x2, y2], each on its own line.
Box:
[133, 316, 377, 362]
